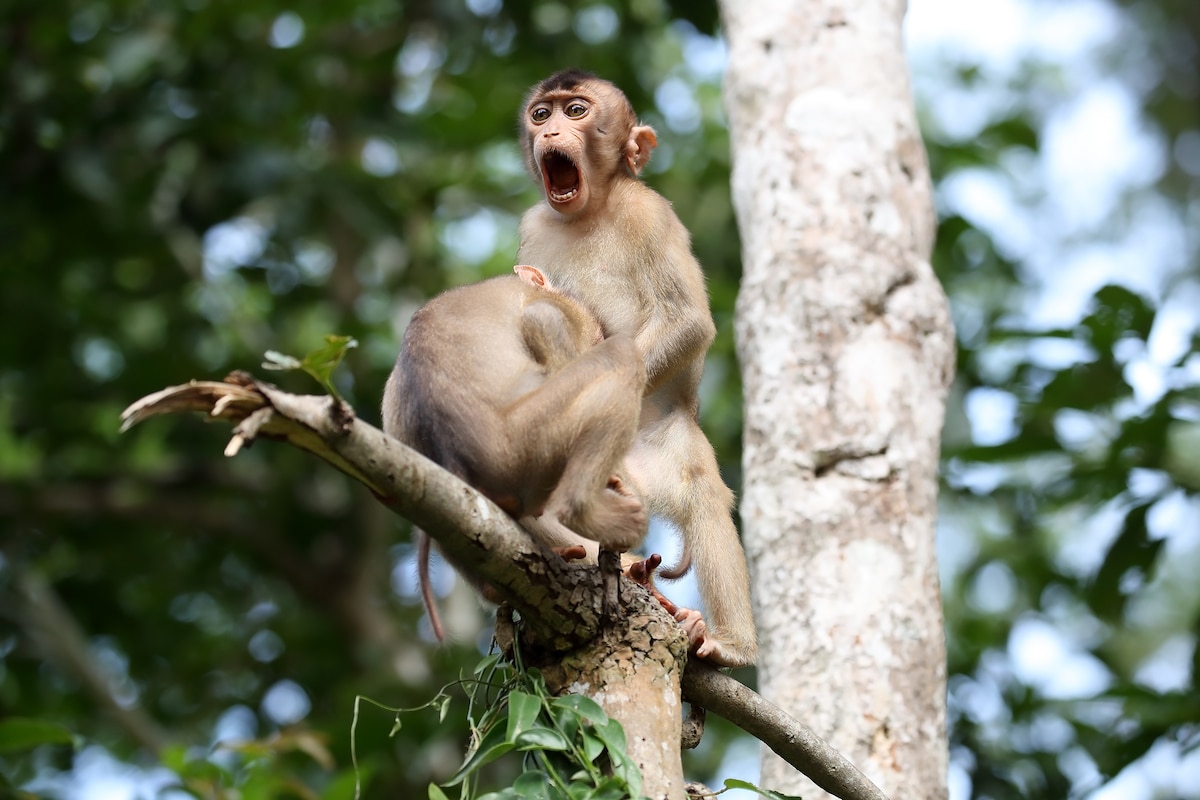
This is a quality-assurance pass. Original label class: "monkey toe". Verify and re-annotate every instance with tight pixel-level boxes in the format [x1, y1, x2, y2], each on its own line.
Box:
[624, 553, 662, 585]
[670, 607, 752, 666]
[552, 545, 589, 562]
[675, 607, 708, 646]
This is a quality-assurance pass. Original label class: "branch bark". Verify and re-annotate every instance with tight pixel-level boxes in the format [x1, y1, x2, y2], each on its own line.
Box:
[120, 373, 892, 800]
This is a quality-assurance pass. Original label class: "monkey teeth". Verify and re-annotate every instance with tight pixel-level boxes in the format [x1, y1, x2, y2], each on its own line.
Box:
[542, 152, 581, 204]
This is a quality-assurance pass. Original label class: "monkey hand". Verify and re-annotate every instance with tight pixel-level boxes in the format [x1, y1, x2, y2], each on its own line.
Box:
[566, 476, 647, 552]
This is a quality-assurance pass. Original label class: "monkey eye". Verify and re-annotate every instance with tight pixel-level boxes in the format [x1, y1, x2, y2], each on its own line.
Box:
[530, 107, 551, 123]
[564, 102, 588, 119]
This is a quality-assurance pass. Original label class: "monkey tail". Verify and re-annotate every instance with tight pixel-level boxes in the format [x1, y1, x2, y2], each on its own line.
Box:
[657, 544, 693, 580]
[416, 529, 445, 641]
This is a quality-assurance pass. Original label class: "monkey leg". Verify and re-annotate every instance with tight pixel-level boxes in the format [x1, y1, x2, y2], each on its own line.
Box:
[506, 334, 648, 552]
[628, 410, 758, 667]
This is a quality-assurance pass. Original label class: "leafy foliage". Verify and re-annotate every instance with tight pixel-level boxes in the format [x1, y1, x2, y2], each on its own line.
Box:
[922, 0, 1200, 790]
[441, 656, 644, 800]
[4, 0, 1200, 797]
[0, 2, 743, 797]
[263, 335, 359, 398]
[353, 653, 648, 800]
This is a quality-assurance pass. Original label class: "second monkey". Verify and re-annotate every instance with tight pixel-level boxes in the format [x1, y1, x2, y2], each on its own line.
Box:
[515, 70, 757, 667]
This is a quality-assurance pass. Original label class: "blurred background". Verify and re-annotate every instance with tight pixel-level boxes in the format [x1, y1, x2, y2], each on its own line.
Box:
[1, 0, 1198, 797]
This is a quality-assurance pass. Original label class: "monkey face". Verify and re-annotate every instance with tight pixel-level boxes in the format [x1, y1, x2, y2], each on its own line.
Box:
[525, 93, 596, 215]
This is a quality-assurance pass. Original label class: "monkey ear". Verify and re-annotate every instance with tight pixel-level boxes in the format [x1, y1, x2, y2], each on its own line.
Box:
[514, 264, 548, 287]
[624, 125, 658, 176]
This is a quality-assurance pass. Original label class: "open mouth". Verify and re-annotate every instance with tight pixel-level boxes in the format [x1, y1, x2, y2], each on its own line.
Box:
[541, 151, 580, 204]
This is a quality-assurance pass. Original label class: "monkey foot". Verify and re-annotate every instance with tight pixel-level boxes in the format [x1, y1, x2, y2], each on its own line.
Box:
[672, 609, 753, 666]
[552, 545, 589, 562]
[622, 555, 755, 667]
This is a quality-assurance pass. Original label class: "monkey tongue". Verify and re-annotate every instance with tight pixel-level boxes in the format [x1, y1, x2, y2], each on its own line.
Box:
[542, 152, 580, 203]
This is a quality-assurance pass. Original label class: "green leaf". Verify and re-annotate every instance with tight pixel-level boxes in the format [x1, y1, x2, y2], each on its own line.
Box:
[566, 784, 593, 800]
[590, 719, 626, 757]
[298, 334, 358, 390]
[580, 729, 604, 762]
[581, 778, 629, 800]
[513, 771, 554, 800]
[261, 335, 358, 397]
[507, 691, 542, 742]
[478, 791, 524, 800]
[445, 725, 514, 787]
[160, 744, 191, 773]
[550, 695, 608, 725]
[591, 720, 639, 797]
[523, 669, 549, 697]
[1040, 359, 1128, 411]
[553, 706, 580, 746]
[724, 778, 805, 799]
[428, 784, 451, 800]
[515, 727, 571, 751]
[474, 653, 504, 677]
[0, 718, 75, 753]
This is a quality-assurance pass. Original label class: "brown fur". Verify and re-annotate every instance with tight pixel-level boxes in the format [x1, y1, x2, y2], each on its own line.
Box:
[383, 267, 648, 638]
[515, 71, 757, 667]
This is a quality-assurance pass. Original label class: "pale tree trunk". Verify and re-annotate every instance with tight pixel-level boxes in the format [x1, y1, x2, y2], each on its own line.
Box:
[720, 2, 955, 799]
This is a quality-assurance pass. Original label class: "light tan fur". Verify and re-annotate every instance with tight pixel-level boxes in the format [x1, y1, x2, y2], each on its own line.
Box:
[515, 70, 757, 667]
[382, 266, 648, 638]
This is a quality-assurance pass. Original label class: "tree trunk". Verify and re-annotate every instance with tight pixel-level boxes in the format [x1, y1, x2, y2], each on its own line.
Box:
[720, 1, 955, 798]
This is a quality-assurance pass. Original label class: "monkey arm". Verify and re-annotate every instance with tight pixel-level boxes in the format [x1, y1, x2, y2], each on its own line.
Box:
[636, 303, 716, 395]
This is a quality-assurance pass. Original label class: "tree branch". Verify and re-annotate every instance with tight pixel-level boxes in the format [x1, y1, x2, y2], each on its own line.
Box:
[683, 664, 890, 800]
[120, 373, 604, 647]
[120, 373, 892, 800]
[14, 573, 171, 754]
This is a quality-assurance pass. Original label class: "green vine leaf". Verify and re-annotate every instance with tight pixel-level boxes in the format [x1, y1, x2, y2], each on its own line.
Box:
[262, 334, 358, 398]
[723, 778, 804, 799]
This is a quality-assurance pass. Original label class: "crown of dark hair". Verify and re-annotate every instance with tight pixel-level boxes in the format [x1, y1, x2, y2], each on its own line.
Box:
[536, 69, 599, 93]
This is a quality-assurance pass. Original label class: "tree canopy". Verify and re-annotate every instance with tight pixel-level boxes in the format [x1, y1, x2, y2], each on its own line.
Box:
[2, 0, 1198, 798]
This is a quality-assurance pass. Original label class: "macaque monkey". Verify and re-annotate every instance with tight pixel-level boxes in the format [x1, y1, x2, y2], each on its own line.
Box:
[515, 70, 758, 667]
[382, 265, 648, 638]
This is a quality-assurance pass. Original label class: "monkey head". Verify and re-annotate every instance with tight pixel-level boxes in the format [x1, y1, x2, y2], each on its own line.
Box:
[521, 70, 658, 217]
